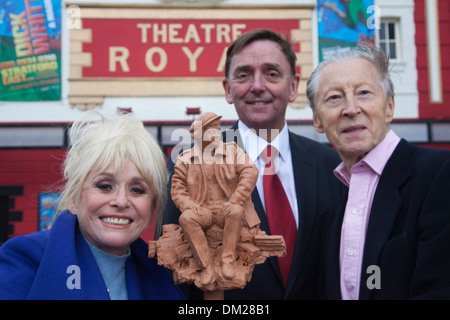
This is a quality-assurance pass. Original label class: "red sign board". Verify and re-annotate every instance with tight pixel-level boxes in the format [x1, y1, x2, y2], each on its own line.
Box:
[82, 19, 300, 78]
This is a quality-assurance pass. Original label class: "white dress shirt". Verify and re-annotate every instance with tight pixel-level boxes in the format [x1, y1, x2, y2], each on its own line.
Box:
[237, 121, 299, 229]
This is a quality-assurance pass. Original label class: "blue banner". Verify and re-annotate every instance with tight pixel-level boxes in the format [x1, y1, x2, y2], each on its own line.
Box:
[318, 0, 376, 61]
[0, 0, 62, 101]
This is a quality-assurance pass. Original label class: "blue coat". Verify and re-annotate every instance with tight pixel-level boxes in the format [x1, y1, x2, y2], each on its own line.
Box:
[0, 210, 184, 300]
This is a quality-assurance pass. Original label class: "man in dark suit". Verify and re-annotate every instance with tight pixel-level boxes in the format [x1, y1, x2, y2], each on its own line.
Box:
[162, 29, 342, 299]
[308, 44, 450, 299]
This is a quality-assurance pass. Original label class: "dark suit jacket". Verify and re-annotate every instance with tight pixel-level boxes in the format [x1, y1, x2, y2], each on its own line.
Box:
[320, 139, 450, 299]
[162, 123, 342, 299]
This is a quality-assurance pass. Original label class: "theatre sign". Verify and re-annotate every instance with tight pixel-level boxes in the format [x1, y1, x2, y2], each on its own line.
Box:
[68, 4, 314, 110]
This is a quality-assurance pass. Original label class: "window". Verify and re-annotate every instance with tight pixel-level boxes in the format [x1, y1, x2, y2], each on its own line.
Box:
[378, 20, 399, 60]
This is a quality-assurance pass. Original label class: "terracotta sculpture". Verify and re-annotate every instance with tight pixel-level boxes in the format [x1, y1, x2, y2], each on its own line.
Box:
[149, 112, 286, 297]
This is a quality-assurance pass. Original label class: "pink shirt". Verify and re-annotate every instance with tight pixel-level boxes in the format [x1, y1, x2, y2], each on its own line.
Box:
[333, 130, 401, 300]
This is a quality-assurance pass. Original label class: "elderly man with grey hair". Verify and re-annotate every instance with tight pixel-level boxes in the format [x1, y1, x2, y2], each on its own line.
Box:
[308, 45, 450, 300]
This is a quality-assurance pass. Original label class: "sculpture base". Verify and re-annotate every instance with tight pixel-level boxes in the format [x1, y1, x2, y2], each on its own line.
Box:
[149, 223, 286, 292]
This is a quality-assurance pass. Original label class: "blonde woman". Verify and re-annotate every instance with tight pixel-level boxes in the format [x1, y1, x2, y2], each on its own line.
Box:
[0, 111, 183, 300]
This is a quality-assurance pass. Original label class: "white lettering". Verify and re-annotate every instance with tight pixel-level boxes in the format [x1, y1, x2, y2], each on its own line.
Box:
[66, 265, 81, 289]
[109, 46, 130, 72]
[232, 23, 246, 40]
[145, 47, 167, 72]
[200, 24, 215, 44]
[66, 5, 81, 30]
[169, 23, 183, 43]
[137, 23, 151, 43]
[178, 304, 212, 317]
[135, 23, 248, 44]
[217, 24, 231, 43]
[366, 265, 381, 289]
[217, 46, 228, 73]
[182, 46, 204, 72]
[153, 23, 167, 43]
[367, 5, 381, 30]
[184, 23, 201, 43]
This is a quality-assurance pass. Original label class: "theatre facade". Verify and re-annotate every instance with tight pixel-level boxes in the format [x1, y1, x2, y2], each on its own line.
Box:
[1, 0, 448, 242]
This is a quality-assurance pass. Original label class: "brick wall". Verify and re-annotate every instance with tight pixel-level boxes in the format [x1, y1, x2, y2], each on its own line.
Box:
[0, 149, 66, 238]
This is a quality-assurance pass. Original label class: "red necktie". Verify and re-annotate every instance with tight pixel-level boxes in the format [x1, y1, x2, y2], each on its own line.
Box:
[261, 145, 297, 287]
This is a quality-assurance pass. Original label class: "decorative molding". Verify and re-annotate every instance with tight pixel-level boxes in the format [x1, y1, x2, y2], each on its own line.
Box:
[68, 4, 313, 110]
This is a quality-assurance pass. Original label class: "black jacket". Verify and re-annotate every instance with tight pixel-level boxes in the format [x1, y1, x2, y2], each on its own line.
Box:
[319, 140, 450, 299]
[162, 123, 342, 299]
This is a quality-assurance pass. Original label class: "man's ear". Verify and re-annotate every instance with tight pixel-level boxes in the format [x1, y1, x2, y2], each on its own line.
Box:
[385, 95, 395, 124]
[313, 111, 325, 133]
[288, 73, 301, 103]
[222, 77, 233, 104]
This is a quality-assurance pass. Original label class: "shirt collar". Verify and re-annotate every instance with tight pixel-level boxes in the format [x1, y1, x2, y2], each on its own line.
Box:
[362, 129, 401, 175]
[237, 120, 290, 163]
[334, 130, 401, 186]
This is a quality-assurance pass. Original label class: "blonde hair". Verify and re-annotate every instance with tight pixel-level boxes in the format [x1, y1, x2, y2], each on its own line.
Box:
[58, 110, 168, 228]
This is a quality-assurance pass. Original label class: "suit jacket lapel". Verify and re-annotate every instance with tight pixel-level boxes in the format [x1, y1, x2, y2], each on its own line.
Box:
[284, 132, 318, 296]
[223, 124, 322, 295]
[28, 212, 110, 300]
[359, 140, 415, 299]
[327, 194, 347, 299]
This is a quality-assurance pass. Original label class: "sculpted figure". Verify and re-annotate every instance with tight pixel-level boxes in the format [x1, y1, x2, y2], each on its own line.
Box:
[171, 112, 260, 286]
[149, 112, 286, 295]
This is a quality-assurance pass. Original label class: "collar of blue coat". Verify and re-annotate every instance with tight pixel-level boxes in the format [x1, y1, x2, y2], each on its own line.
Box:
[26, 210, 184, 300]
[26, 211, 112, 299]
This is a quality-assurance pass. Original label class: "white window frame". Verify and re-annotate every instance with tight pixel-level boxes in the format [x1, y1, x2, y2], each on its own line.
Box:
[377, 19, 401, 62]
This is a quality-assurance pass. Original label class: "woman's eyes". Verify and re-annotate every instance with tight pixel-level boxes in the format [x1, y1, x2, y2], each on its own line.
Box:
[130, 186, 147, 195]
[95, 182, 147, 195]
[96, 182, 113, 191]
